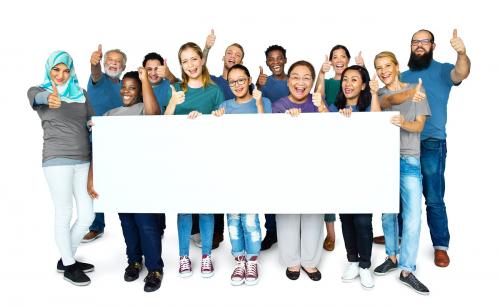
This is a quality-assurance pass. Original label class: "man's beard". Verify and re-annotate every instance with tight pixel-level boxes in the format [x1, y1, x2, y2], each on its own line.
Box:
[104, 65, 124, 78]
[408, 49, 433, 71]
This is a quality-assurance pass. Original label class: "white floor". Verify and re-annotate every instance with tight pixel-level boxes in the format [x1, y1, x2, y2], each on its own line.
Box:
[3, 207, 487, 306]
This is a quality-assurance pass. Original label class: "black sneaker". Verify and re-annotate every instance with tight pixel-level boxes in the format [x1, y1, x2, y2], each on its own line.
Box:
[57, 259, 94, 273]
[374, 257, 398, 275]
[124, 262, 143, 282]
[63, 263, 91, 286]
[144, 270, 163, 292]
[261, 231, 277, 251]
[399, 272, 430, 295]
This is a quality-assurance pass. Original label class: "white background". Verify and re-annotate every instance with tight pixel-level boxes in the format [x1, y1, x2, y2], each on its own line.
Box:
[1, 0, 499, 305]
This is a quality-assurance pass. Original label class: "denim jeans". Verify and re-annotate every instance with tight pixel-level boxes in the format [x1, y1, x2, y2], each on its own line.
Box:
[89, 213, 105, 232]
[119, 213, 163, 271]
[178, 214, 214, 256]
[339, 214, 373, 268]
[191, 213, 224, 235]
[382, 156, 422, 273]
[421, 138, 449, 249]
[227, 214, 261, 259]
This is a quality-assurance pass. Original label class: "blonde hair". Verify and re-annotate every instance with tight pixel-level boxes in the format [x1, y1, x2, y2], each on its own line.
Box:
[374, 51, 400, 78]
[177, 42, 212, 92]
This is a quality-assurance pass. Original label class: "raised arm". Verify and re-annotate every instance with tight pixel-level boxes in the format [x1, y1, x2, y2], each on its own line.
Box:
[202, 29, 216, 63]
[90, 44, 103, 83]
[138, 67, 160, 115]
[450, 29, 471, 84]
[314, 55, 330, 97]
[369, 73, 381, 112]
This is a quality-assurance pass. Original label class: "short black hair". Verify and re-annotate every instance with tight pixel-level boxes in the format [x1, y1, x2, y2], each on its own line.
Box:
[265, 45, 286, 59]
[142, 52, 164, 67]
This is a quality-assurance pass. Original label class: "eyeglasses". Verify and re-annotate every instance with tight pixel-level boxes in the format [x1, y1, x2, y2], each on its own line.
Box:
[289, 75, 313, 83]
[228, 77, 247, 87]
[411, 39, 432, 46]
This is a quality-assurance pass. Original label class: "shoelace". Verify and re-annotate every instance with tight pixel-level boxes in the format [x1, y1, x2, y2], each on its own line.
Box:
[232, 259, 246, 277]
[180, 256, 191, 271]
[201, 255, 213, 271]
[246, 261, 257, 277]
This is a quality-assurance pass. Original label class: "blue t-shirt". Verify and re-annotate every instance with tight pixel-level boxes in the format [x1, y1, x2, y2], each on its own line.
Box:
[219, 97, 272, 114]
[401, 60, 456, 140]
[211, 75, 235, 100]
[152, 79, 172, 114]
[261, 75, 289, 103]
[87, 74, 122, 116]
[329, 103, 371, 112]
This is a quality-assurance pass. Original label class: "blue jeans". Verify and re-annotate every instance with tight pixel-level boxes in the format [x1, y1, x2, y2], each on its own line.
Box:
[119, 213, 163, 271]
[382, 156, 422, 273]
[227, 214, 261, 259]
[178, 214, 214, 256]
[89, 212, 105, 232]
[421, 138, 449, 249]
[339, 214, 372, 268]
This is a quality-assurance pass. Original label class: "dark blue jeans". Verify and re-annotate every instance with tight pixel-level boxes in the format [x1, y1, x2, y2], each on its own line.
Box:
[264, 214, 276, 233]
[89, 212, 105, 232]
[340, 214, 373, 269]
[119, 213, 163, 271]
[420, 138, 449, 249]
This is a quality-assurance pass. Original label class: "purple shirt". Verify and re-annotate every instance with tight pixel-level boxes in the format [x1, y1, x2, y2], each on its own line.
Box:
[272, 94, 319, 113]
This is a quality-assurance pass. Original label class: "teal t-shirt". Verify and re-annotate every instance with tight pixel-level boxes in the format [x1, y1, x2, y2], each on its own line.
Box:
[324, 78, 341, 106]
[170, 82, 224, 115]
[152, 79, 172, 114]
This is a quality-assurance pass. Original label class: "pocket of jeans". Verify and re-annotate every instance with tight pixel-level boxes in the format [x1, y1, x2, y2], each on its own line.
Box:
[421, 138, 443, 151]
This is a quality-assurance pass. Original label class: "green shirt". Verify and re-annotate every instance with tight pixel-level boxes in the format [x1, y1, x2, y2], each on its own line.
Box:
[170, 83, 224, 115]
[324, 78, 341, 106]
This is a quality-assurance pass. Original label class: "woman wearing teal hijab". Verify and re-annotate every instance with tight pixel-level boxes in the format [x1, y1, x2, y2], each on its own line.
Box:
[28, 51, 95, 286]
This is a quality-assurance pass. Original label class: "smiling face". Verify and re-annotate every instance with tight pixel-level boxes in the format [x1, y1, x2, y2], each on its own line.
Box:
[223, 45, 243, 70]
[145, 59, 162, 85]
[104, 51, 125, 78]
[180, 47, 203, 80]
[287, 65, 314, 103]
[375, 56, 399, 87]
[228, 68, 251, 99]
[331, 48, 349, 77]
[341, 69, 365, 102]
[266, 50, 287, 77]
[120, 77, 141, 106]
[50, 63, 70, 86]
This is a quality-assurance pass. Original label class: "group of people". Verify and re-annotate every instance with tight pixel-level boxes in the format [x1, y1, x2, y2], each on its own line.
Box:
[28, 28, 470, 295]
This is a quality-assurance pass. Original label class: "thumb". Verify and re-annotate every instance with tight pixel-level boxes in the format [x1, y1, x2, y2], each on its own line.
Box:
[98, 44, 102, 54]
[211, 28, 215, 36]
[453, 28, 457, 39]
[259, 66, 263, 75]
[358, 51, 362, 57]
[163, 58, 168, 66]
[371, 73, 377, 81]
[324, 54, 328, 62]
[416, 78, 422, 92]
[51, 81, 58, 95]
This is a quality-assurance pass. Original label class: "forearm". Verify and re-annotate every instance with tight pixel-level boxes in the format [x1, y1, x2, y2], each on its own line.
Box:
[381, 88, 415, 109]
[165, 101, 177, 115]
[370, 93, 381, 112]
[452, 53, 471, 83]
[142, 80, 160, 115]
[401, 117, 426, 133]
[314, 72, 326, 97]
[91, 64, 102, 83]
[202, 47, 210, 63]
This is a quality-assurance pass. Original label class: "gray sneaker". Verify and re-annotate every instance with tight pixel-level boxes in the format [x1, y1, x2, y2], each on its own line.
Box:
[399, 272, 430, 295]
[374, 257, 398, 276]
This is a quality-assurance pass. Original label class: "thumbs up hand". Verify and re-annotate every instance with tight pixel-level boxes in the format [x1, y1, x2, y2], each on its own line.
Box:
[157, 58, 171, 78]
[355, 51, 365, 66]
[321, 55, 331, 74]
[169, 85, 185, 106]
[450, 28, 466, 55]
[205, 29, 216, 50]
[312, 82, 327, 112]
[48, 81, 61, 109]
[90, 44, 103, 66]
[411, 78, 426, 102]
[257, 66, 268, 87]
[369, 73, 379, 95]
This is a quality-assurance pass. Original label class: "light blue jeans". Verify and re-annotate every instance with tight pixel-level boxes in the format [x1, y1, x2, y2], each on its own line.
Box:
[227, 214, 261, 259]
[177, 214, 214, 256]
[382, 156, 422, 273]
[43, 163, 95, 266]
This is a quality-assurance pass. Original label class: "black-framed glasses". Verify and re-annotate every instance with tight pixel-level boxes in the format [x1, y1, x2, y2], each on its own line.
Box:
[411, 39, 432, 46]
[228, 77, 248, 87]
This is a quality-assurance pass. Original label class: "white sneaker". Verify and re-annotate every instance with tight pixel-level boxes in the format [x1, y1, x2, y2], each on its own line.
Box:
[190, 233, 202, 248]
[342, 262, 359, 282]
[359, 267, 374, 289]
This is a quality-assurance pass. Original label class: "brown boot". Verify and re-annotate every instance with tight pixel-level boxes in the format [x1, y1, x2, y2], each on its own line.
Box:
[373, 235, 385, 245]
[434, 250, 450, 267]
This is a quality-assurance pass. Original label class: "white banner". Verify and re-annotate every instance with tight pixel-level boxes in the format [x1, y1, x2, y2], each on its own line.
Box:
[92, 112, 400, 213]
